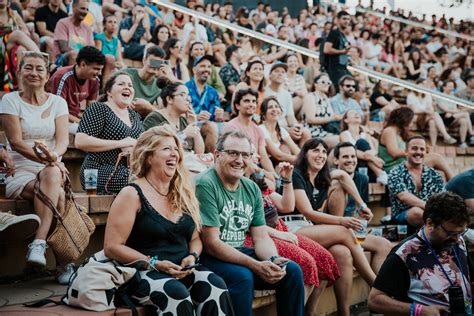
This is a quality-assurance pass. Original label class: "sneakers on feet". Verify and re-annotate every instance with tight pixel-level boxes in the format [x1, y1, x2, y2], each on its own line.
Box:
[380, 215, 392, 224]
[0, 212, 41, 242]
[463, 229, 474, 244]
[56, 263, 75, 285]
[444, 136, 457, 145]
[376, 171, 388, 185]
[459, 142, 468, 149]
[26, 240, 47, 267]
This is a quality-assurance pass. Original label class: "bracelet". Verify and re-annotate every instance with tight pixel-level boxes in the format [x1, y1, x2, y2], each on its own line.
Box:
[149, 256, 159, 271]
[280, 176, 292, 184]
[410, 303, 415, 316]
[414, 304, 423, 316]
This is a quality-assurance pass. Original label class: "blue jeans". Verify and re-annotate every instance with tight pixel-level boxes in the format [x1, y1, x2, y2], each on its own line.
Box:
[200, 247, 305, 316]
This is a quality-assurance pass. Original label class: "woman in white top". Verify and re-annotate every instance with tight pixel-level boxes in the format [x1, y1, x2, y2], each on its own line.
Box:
[285, 54, 307, 118]
[437, 80, 474, 148]
[0, 51, 70, 283]
[407, 78, 456, 149]
[259, 97, 300, 164]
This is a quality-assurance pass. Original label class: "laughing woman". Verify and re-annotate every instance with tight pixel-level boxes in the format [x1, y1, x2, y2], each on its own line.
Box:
[75, 72, 143, 194]
[104, 126, 234, 315]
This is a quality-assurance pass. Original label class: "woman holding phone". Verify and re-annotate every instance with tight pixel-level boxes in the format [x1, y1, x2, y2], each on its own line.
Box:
[104, 125, 234, 315]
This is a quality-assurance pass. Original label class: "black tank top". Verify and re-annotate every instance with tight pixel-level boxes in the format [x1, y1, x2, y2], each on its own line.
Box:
[125, 183, 195, 264]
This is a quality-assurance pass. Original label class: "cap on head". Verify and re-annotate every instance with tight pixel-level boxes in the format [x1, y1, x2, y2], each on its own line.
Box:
[193, 55, 215, 67]
[269, 62, 288, 73]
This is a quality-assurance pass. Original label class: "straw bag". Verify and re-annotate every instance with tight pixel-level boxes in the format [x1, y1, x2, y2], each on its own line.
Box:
[35, 172, 95, 264]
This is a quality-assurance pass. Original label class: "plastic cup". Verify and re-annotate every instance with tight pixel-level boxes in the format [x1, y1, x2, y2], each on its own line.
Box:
[84, 169, 98, 195]
[354, 219, 368, 244]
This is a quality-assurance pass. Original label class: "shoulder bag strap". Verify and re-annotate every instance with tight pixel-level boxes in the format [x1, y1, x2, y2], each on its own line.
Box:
[104, 152, 130, 195]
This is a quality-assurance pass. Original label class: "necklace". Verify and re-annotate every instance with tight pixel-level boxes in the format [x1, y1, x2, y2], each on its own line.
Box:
[145, 177, 169, 197]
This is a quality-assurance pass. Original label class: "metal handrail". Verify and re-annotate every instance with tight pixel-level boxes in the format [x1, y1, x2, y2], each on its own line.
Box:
[153, 0, 474, 110]
[355, 7, 474, 42]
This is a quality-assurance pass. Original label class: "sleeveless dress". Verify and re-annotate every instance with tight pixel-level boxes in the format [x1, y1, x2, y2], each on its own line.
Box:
[304, 92, 336, 138]
[379, 134, 406, 172]
[125, 183, 234, 315]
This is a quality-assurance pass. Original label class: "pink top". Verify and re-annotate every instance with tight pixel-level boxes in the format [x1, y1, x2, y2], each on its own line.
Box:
[223, 118, 265, 152]
[53, 17, 94, 59]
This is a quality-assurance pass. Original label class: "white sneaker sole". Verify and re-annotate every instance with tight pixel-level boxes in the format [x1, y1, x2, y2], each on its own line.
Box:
[0, 214, 41, 242]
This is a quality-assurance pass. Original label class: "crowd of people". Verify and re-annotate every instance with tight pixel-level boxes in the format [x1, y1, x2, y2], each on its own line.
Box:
[0, 0, 473, 315]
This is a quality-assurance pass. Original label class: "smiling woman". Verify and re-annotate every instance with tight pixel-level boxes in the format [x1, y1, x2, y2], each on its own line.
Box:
[74, 72, 144, 194]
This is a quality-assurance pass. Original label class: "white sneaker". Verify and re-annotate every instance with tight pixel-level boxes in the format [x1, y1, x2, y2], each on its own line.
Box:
[0, 212, 40, 242]
[376, 171, 388, 186]
[56, 263, 75, 285]
[26, 240, 47, 267]
[463, 229, 474, 244]
[459, 142, 468, 149]
[380, 215, 392, 224]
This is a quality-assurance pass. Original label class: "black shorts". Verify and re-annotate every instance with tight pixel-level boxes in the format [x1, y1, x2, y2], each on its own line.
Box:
[440, 113, 456, 127]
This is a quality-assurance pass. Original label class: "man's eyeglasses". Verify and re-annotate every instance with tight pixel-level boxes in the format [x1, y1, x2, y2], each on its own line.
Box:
[220, 149, 252, 160]
[439, 224, 468, 238]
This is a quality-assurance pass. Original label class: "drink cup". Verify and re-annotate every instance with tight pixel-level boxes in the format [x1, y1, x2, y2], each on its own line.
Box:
[84, 169, 98, 195]
[354, 219, 368, 245]
[397, 225, 408, 241]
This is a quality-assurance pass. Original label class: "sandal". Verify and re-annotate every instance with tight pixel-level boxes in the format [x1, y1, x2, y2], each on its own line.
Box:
[444, 136, 457, 145]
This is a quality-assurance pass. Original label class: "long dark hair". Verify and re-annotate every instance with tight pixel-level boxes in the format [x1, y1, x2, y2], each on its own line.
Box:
[241, 60, 266, 92]
[386, 107, 415, 141]
[260, 96, 283, 142]
[156, 77, 184, 108]
[97, 72, 132, 102]
[294, 138, 331, 190]
[163, 38, 180, 61]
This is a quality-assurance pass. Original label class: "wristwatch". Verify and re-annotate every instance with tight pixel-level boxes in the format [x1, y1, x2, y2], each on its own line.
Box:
[189, 251, 199, 262]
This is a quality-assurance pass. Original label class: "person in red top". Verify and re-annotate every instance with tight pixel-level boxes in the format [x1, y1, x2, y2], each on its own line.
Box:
[48, 46, 105, 133]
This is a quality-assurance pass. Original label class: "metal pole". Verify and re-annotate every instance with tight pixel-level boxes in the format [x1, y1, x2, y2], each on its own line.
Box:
[355, 7, 474, 42]
[152, 0, 474, 110]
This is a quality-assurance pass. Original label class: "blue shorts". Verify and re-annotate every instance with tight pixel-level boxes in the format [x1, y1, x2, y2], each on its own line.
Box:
[393, 210, 409, 224]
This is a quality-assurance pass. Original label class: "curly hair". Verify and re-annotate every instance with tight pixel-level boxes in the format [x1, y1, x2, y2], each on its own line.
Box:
[76, 46, 106, 65]
[294, 138, 331, 190]
[423, 192, 469, 226]
[130, 125, 201, 231]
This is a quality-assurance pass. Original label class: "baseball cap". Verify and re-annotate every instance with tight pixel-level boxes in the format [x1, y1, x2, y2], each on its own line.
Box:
[193, 54, 215, 67]
[269, 62, 288, 73]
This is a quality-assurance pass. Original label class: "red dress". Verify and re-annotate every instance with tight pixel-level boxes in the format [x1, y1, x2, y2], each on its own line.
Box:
[243, 190, 340, 287]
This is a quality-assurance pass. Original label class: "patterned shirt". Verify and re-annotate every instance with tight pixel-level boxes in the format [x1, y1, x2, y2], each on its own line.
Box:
[185, 79, 221, 121]
[219, 63, 240, 97]
[374, 232, 472, 313]
[388, 163, 445, 218]
[118, 16, 145, 48]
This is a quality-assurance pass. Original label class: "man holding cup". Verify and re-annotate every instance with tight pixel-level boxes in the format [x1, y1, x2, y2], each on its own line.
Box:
[333, 142, 392, 273]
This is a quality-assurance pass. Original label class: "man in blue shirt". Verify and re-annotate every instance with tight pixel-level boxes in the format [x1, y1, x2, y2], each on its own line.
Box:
[331, 75, 365, 120]
[185, 55, 224, 152]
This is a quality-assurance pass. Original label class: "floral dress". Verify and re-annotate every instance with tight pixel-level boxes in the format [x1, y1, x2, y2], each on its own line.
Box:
[243, 188, 340, 286]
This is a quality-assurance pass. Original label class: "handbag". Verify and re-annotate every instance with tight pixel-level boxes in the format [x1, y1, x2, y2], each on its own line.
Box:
[63, 250, 140, 314]
[35, 171, 96, 265]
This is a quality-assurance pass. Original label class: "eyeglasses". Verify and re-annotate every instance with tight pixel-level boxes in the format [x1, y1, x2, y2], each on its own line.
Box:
[220, 149, 252, 160]
[172, 92, 189, 98]
[439, 224, 468, 238]
[21, 51, 49, 63]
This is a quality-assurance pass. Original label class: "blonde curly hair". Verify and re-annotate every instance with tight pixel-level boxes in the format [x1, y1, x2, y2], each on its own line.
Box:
[130, 125, 201, 230]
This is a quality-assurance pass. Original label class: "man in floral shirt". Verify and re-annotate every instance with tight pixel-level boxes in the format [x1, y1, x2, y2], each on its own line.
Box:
[388, 136, 445, 227]
[219, 44, 242, 103]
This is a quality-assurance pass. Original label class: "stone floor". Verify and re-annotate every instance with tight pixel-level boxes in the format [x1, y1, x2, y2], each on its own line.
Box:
[0, 276, 66, 307]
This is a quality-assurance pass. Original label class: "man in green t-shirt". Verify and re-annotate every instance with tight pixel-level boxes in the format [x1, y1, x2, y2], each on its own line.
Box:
[195, 130, 304, 316]
[122, 45, 176, 118]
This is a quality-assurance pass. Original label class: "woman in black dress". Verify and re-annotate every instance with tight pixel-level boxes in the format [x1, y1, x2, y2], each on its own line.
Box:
[104, 125, 234, 315]
[75, 72, 143, 194]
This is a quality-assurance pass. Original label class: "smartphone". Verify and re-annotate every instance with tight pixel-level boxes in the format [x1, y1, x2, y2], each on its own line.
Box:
[277, 260, 290, 268]
[182, 263, 201, 271]
[149, 59, 166, 69]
